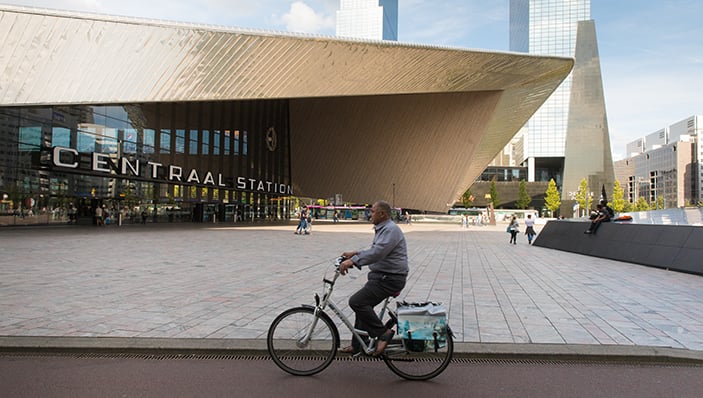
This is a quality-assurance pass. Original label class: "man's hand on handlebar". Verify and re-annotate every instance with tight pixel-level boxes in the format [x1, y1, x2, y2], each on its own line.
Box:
[339, 258, 355, 275]
[337, 251, 360, 275]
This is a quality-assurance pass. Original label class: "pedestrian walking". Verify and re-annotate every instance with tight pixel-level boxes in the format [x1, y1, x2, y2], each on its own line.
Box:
[524, 214, 537, 244]
[295, 205, 308, 235]
[508, 215, 519, 244]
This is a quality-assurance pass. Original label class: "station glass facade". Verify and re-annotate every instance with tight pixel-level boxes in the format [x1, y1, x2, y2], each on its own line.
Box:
[0, 100, 292, 226]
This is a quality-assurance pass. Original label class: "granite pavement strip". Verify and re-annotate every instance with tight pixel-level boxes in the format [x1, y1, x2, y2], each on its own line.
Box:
[1, 220, 702, 362]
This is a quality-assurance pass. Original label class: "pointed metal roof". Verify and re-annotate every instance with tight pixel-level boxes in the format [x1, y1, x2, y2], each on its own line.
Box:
[0, 5, 572, 107]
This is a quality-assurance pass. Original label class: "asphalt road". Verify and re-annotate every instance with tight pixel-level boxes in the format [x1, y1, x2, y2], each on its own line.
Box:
[1, 354, 702, 397]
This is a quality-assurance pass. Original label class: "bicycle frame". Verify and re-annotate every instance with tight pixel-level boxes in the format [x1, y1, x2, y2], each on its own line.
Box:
[300, 262, 393, 356]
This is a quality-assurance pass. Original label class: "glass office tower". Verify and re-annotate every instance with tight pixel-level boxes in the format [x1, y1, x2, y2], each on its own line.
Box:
[336, 0, 398, 41]
[509, 0, 614, 211]
[510, 0, 591, 183]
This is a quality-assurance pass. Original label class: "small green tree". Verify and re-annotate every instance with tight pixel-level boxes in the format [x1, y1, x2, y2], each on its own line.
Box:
[489, 179, 499, 208]
[635, 197, 649, 211]
[611, 180, 626, 213]
[544, 178, 561, 217]
[575, 178, 591, 217]
[461, 187, 474, 208]
[516, 180, 531, 209]
[623, 200, 634, 212]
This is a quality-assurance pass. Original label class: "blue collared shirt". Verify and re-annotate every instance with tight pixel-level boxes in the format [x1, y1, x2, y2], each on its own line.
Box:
[351, 219, 408, 275]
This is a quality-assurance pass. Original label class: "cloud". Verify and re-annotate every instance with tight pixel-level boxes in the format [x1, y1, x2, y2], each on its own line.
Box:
[279, 1, 334, 34]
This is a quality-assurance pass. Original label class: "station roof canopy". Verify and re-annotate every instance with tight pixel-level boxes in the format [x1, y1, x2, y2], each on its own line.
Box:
[0, 5, 574, 211]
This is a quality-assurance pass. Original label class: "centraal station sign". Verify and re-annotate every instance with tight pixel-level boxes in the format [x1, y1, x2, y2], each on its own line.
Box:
[50, 146, 293, 195]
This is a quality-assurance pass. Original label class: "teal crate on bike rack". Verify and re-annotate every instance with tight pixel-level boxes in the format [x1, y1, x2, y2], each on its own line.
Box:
[396, 302, 448, 351]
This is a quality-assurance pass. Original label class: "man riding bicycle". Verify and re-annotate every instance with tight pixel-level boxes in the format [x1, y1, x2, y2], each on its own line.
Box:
[338, 200, 408, 355]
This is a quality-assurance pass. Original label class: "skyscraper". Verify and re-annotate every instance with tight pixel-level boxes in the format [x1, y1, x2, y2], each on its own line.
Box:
[509, 0, 613, 207]
[336, 0, 398, 41]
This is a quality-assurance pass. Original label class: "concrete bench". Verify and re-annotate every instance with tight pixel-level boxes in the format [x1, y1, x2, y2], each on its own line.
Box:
[532, 220, 703, 276]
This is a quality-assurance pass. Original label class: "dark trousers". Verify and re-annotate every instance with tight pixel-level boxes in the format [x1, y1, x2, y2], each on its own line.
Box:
[349, 273, 406, 350]
[587, 219, 609, 234]
[509, 230, 518, 243]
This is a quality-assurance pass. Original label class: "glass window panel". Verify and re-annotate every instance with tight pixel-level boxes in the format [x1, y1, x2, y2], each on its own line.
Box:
[224, 130, 231, 155]
[143, 129, 155, 154]
[98, 127, 118, 154]
[176, 129, 185, 153]
[189, 130, 198, 155]
[123, 128, 137, 154]
[234, 130, 240, 155]
[243, 130, 248, 156]
[103, 106, 123, 120]
[52, 126, 71, 147]
[213, 130, 221, 155]
[160, 129, 171, 153]
[18, 126, 42, 151]
[90, 106, 107, 126]
[77, 127, 96, 153]
[202, 130, 209, 155]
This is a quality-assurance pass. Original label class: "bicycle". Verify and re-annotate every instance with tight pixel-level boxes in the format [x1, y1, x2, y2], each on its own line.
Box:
[267, 257, 454, 380]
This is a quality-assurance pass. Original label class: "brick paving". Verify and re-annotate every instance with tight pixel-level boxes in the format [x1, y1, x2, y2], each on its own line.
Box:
[1, 221, 702, 356]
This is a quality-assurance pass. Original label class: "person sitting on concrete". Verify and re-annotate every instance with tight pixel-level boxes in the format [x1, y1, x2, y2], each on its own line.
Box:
[584, 202, 611, 234]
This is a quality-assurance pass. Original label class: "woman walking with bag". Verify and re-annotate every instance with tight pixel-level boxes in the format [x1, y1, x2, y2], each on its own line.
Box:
[508, 216, 519, 245]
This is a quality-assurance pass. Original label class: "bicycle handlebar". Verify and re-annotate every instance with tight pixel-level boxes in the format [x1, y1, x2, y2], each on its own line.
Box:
[335, 256, 361, 270]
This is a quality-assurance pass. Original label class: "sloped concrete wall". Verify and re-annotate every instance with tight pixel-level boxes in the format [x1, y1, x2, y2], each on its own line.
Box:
[533, 220, 703, 276]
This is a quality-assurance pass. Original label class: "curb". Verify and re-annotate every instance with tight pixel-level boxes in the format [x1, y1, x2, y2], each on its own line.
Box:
[2, 337, 702, 364]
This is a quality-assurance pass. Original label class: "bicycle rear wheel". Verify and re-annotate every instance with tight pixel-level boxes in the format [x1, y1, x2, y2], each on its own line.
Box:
[382, 329, 453, 380]
[267, 306, 338, 376]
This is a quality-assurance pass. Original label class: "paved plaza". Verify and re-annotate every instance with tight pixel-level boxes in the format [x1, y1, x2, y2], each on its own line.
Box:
[1, 221, 702, 360]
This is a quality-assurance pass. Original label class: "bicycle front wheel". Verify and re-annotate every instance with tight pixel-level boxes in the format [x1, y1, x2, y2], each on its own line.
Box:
[382, 329, 454, 381]
[267, 306, 338, 376]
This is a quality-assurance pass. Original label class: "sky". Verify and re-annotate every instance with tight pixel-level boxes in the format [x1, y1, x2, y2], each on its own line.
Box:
[2, 0, 702, 160]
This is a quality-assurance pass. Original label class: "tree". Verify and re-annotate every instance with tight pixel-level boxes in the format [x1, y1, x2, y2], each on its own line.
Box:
[489, 179, 499, 208]
[575, 178, 591, 217]
[516, 180, 531, 209]
[635, 197, 649, 211]
[461, 187, 474, 208]
[623, 200, 634, 212]
[544, 178, 561, 217]
[611, 180, 626, 213]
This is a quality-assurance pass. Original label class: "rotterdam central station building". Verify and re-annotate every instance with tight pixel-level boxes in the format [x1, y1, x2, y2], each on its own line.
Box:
[0, 5, 572, 225]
